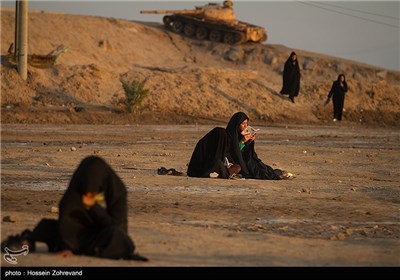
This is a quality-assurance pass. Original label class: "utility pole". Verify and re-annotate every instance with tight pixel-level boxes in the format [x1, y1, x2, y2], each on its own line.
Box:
[14, 0, 19, 57]
[16, 0, 28, 80]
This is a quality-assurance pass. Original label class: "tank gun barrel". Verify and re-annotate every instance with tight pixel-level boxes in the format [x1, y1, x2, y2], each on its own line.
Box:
[140, 9, 202, 15]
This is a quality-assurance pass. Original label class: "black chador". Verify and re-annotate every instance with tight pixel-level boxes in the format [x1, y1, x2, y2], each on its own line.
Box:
[226, 112, 281, 180]
[327, 74, 348, 121]
[187, 127, 231, 178]
[280, 51, 301, 103]
[1, 156, 147, 261]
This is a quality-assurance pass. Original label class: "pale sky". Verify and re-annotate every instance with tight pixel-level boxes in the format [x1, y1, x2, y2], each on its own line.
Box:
[2, 0, 399, 71]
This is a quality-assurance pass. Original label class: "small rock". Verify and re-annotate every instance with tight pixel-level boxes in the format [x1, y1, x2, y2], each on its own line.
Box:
[51, 206, 59, 214]
[302, 188, 311, 194]
[345, 228, 353, 235]
[376, 71, 387, 79]
[350, 187, 356, 191]
[337, 233, 346, 240]
[71, 147, 76, 151]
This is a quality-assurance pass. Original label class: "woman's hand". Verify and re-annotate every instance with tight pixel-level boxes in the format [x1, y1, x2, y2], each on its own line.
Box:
[82, 192, 96, 208]
[243, 133, 256, 143]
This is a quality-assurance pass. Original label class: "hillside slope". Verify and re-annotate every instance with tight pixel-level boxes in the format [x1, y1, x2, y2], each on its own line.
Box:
[1, 9, 399, 126]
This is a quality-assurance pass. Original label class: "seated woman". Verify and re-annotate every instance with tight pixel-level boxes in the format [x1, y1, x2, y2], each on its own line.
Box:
[226, 112, 292, 180]
[1, 156, 147, 261]
[187, 127, 240, 179]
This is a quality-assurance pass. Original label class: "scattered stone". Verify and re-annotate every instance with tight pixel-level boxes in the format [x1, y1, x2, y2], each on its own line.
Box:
[376, 71, 387, 79]
[225, 46, 244, 62]
[74, 106, 84, 112]
[350, 187, 356, 191]
[70, 147, 76, 151]
[256, 224, 264, 230]
[51, 206, 59, 214]
[345, 228, 353, 235]
[337, 233, 346, 240]
[279, 225, 289, 231]
[303, 58, 315, 70]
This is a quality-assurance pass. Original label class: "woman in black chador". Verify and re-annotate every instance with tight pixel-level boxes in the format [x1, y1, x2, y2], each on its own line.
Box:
[280, 51, 301, 103]
[1, 156, 148, 261]
[187, 127, 240, 179]
[325, 74, 348, 121]
[226, 112, 292, 180]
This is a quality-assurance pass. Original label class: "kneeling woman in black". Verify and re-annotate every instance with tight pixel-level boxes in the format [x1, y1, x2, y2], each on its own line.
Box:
[1, 156, 147, 261]
[226, 112, 292, 180]
[187, 127, 240, 179]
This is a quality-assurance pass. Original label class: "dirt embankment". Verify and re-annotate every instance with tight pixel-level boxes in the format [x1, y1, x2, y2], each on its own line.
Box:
[1, 9, 399, 126]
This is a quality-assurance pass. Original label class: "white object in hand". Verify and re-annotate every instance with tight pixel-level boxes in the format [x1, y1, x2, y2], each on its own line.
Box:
[241, 125, 260, 136]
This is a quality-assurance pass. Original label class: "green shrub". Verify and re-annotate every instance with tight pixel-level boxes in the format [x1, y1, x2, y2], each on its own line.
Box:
[120, 78, 149, 113]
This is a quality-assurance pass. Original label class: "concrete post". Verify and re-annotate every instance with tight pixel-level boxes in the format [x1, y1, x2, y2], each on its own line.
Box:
[17, 0, 28, 80]
[14, 0, 19, 57]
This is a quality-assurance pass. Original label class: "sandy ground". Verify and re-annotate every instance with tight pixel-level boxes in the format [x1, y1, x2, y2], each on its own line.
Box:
[1, 123, 399, 267]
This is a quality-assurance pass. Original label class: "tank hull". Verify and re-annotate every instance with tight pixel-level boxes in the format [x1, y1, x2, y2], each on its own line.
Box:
[163, 14, 267, 45]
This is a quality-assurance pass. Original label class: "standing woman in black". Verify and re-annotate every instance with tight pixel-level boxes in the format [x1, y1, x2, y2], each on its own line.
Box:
[325, 74, 348, 121]
[280, 51, 301, 103]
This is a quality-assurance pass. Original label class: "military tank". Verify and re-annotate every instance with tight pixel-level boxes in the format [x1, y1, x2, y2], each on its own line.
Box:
[140, 1, 267, 45]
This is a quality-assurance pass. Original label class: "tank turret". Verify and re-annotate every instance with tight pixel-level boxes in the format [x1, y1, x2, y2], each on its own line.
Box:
[140, 1, 267, 45]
